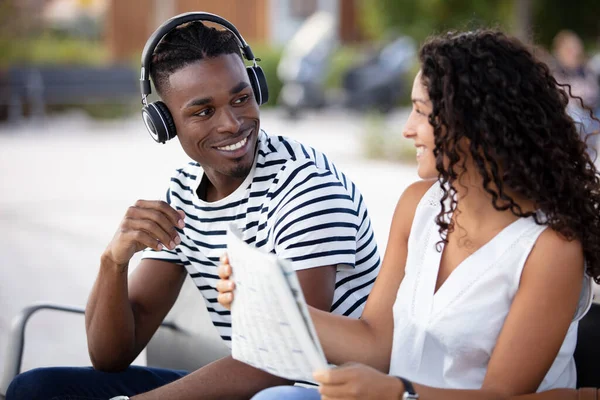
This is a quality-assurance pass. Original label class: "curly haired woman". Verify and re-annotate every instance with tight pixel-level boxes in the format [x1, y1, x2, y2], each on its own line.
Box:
[217, 29, 600, 400]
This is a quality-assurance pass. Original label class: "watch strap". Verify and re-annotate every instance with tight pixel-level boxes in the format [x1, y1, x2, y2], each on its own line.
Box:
[396, 376, 419, 399]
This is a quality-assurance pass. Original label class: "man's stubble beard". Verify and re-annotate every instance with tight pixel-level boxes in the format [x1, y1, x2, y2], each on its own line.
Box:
[229, 159, 253, 179]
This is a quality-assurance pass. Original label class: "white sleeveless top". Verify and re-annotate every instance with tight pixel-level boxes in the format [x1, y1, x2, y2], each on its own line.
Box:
[389, 182, 593, 391]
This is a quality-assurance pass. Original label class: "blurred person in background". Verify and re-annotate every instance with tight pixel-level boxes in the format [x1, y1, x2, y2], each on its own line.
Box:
[551, 30, 600, 150]
[219, 29, 600, 400]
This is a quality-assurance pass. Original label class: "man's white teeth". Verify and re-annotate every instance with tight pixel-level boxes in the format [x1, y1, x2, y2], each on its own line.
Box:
[218, 137, 247, 151]
[416, 146, 425, 157]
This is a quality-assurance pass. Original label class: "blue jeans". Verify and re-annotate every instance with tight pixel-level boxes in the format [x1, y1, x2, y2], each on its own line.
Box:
[6, 366, 188, 400]
[251, 386, 321, 400]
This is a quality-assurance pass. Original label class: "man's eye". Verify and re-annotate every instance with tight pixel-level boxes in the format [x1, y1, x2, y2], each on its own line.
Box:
[233, 95, 249, 105]
[195, 108, 213, 117]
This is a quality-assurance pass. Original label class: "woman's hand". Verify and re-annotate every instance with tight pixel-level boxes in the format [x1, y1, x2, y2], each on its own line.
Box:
[313, 363, 404, 400]
[216, 254, 235, 309]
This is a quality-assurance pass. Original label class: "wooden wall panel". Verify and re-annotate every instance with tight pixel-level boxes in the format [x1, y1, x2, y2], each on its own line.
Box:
[105, 0, 368, 61]
[175, 0, 269, 43]
[105, 0, 153, 62]
[340, 0, 363, 43]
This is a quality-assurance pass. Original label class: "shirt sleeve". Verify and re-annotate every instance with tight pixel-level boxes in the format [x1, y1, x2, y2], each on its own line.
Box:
[271, 161, 360, 271]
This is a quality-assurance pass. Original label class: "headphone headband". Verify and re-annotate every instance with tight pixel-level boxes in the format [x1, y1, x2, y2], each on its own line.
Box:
[140, 12, 256, 97]
[140, 12, 269, 144]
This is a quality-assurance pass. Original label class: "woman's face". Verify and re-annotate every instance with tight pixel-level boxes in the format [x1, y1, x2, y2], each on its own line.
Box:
[403, 72, 437, 180]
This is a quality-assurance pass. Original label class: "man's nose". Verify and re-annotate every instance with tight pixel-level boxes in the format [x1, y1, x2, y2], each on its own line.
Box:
[216, 108, 242, 134]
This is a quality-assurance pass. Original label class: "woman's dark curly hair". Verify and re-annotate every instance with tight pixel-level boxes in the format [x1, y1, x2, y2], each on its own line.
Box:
[419, 29, 600, 281]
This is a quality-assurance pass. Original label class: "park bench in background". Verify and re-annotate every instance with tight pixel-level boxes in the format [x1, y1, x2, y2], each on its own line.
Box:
[0, 65, 139, 123]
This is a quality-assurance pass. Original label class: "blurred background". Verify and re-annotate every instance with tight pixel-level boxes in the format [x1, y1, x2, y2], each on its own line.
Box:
[1, 0, 600, 380]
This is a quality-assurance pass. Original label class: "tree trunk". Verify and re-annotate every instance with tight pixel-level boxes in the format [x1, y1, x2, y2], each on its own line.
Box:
[514, 0, 533, 43]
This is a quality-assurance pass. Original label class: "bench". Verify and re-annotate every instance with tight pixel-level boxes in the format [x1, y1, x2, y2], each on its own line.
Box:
[0, 276, 230, 397]
[1, 287, 598, 398]
[0, 65, 139, 122]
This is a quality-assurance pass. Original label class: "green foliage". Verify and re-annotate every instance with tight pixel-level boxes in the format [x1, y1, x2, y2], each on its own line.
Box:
[362, 112, 416, 163]
[46, 102, 138, 120]
[246, 44, 283, 108]
[357, 0, 600, 50]
[0, 32, 115, 120]
[325, 46, 363, 89]
[358, 0, 513, 43]
[531, 0, 600, 49]
[0, 34, 107, 67]
[250, 44, 366, 107]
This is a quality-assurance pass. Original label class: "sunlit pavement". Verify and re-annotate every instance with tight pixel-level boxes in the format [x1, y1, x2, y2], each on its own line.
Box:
[0, 108, 418, 373]
[2, 108, 597, 377]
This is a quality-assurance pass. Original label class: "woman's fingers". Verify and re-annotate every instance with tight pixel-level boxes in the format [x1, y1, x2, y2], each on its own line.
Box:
[217, 291, 234, 309]
[218, 254, 232, 279]
[216, 278, 235, 293]
[217, 254, 235, 309]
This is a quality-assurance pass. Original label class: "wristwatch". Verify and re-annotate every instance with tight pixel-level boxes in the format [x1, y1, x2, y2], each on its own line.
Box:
[397, 376, 419, 399]
[109, 397, 130, 400]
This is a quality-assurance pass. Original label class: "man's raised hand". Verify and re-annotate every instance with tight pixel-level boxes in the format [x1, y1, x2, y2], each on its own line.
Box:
[103, 200, 185, 267]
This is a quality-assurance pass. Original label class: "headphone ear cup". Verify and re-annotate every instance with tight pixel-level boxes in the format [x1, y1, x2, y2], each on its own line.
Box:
[141, 101, 177, 143]
[247, 65, 269, 105]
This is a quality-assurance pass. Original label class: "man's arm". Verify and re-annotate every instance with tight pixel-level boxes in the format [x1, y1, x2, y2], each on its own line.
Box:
[131, 265, 336, 400]
[85, 200, 187, 371]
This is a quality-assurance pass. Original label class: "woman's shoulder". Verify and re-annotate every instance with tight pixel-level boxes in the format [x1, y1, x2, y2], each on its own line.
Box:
[521, 227, 585, 302]
[530, 228, 584, 270]
[401, 179, 439, 205]
[391, 179, 439, 237]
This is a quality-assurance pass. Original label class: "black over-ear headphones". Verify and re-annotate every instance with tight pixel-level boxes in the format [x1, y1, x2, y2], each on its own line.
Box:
[140, 12, 269, 144]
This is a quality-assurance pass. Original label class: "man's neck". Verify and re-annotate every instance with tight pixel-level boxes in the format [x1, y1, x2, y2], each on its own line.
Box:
[198, 170, 248, 203]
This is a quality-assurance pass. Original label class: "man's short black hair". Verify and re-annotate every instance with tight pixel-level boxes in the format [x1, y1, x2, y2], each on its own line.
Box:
[150, 21, 242, 96]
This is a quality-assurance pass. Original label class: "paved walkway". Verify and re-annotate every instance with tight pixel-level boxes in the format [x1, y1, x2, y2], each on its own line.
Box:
[0, 109, 418, 374]
[1, 108, 596, 379]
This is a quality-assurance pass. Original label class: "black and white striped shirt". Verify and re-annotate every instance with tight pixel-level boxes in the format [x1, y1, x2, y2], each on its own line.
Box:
[143, 130, 381, 345]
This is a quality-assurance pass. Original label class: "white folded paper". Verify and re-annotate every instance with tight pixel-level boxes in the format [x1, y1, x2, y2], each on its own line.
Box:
[227, 226, 328, 383]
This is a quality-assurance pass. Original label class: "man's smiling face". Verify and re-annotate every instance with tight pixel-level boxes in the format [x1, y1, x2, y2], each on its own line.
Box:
[162, 53, 260, 180]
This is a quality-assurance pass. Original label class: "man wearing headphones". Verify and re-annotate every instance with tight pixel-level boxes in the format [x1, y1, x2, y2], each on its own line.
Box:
[6, 13, 380, 400]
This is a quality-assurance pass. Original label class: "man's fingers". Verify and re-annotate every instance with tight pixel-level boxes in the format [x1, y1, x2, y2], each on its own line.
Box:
[123, 218, 178, 250]
[130, 230, 164, 251]
[124, 207, 181, 247]
[216, 279, 235, 293]
[177, 210, 186, 228]
[127, 204, 181, 235]
[143, 208, 181, 240]
[133, 200, 185, 228]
